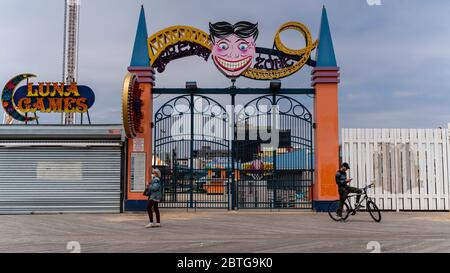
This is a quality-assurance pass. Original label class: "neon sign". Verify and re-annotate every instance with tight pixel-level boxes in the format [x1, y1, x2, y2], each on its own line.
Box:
[1, 74, 95, 122]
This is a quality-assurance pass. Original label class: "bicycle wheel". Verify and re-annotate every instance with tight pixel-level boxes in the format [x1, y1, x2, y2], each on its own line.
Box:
[328, 201, 350, 221]
[367, 201, 382, 222]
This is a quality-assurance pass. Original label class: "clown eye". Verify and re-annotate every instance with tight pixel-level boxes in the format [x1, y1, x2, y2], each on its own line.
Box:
[239, 43, 249, 51]
[218, 43, 229, 50]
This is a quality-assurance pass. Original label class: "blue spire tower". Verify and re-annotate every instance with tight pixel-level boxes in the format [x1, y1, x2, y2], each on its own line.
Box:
[125, 6, 155, 211]
[315, 5, 337, 68]
[312, 6, 341, 212]
[130, 5, 150, 68]
[128, 5, 154, 84]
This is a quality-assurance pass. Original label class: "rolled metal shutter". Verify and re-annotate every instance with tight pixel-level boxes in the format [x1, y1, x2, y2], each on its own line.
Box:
[0, 142, 122, 214]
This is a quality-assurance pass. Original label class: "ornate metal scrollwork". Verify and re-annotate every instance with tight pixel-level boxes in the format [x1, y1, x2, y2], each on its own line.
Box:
[238, 95, 313, 122]
[155, 95, 228, 122]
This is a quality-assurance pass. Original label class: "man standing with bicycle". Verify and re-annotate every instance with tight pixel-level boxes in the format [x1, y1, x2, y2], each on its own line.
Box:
[336, 163, 363, 217]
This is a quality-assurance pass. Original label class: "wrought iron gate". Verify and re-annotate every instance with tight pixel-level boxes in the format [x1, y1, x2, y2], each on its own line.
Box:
[234, 95, 314, 209]
[154, 94, 313, 209]
[154, 95, 231, 208]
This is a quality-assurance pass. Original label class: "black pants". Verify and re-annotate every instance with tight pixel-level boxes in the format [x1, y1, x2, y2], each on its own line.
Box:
[338, 186, 362, 215]
[147, 200, 160, 224]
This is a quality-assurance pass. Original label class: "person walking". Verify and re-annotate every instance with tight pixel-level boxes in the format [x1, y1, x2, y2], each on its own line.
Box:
[145, 169, 162, 228]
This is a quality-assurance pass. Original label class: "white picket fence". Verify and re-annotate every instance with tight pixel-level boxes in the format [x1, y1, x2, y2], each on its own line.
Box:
[342, 126, 450, 211]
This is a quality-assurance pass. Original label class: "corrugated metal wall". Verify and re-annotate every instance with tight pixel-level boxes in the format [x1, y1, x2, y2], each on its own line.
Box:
[0, 141, 122, 214]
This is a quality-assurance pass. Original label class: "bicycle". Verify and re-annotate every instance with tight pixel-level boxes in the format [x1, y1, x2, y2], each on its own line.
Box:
[328, 183, 382, 222]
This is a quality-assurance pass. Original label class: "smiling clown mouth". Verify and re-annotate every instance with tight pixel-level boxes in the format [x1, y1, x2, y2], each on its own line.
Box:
[214, 56, 253, 72]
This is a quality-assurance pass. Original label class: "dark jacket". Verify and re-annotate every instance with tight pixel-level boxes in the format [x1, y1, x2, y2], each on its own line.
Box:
[335, 171, 348, 187]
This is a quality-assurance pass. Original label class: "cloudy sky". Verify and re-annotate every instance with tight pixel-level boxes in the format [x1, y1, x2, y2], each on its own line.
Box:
[0, 0, 449, 129]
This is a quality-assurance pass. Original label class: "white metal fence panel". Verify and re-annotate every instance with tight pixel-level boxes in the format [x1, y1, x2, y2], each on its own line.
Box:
[342, 127, 450, 211]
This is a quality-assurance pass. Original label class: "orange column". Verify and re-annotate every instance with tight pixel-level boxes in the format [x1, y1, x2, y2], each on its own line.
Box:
[126, 81, 153, 201]
[312, 67, 340, 211]
[124, 6, 154, 211]
[125, 67, 155, 208]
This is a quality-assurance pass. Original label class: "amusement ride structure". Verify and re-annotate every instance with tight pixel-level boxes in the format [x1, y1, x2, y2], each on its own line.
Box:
[62, 0, 81, 125]
[2, 0, 82, 125]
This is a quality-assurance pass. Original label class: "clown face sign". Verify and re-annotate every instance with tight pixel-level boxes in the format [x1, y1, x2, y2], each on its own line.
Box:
[148, 20, 318, 80]
[209, 21, 258, 78]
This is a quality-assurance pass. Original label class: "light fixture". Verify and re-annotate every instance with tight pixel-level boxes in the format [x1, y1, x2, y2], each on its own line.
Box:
[186, 81, 198, 91]
[270, 80, 281, 90]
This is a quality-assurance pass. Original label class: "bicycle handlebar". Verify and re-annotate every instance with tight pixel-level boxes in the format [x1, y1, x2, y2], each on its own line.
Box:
[362, 183, 375, 192]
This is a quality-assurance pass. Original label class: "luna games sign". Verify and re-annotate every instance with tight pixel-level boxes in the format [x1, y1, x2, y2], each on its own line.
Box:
[1, 74, 95, 122]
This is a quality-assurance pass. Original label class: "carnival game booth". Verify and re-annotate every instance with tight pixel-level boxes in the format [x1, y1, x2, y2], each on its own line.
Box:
[0, 125, 124, 214]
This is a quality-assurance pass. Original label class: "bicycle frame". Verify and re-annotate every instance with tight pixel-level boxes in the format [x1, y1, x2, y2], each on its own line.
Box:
[345, 186, 375, 212]
[329, 183, 380, 222]
[345, 193, 368, 212]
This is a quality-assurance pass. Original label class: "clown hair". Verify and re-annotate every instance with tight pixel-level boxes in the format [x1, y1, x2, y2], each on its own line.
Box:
[209, 21, 259, 42]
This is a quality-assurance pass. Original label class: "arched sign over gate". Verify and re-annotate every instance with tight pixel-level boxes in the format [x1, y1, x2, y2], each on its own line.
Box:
[148, 21, 318, 80]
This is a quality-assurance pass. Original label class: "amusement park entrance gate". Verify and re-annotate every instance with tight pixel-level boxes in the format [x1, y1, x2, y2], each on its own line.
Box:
[153, 89, 314, 210]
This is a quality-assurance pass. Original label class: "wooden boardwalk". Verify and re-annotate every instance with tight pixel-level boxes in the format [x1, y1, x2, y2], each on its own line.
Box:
[1, 211, 450, 253]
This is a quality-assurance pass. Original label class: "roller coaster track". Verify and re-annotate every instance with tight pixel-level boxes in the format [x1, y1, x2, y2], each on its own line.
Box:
[148, 26, 212, 66]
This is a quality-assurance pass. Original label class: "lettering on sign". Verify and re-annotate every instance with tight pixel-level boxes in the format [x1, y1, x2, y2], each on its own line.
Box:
[133, 138, 145, 152]
[130, 153, 146, 193]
